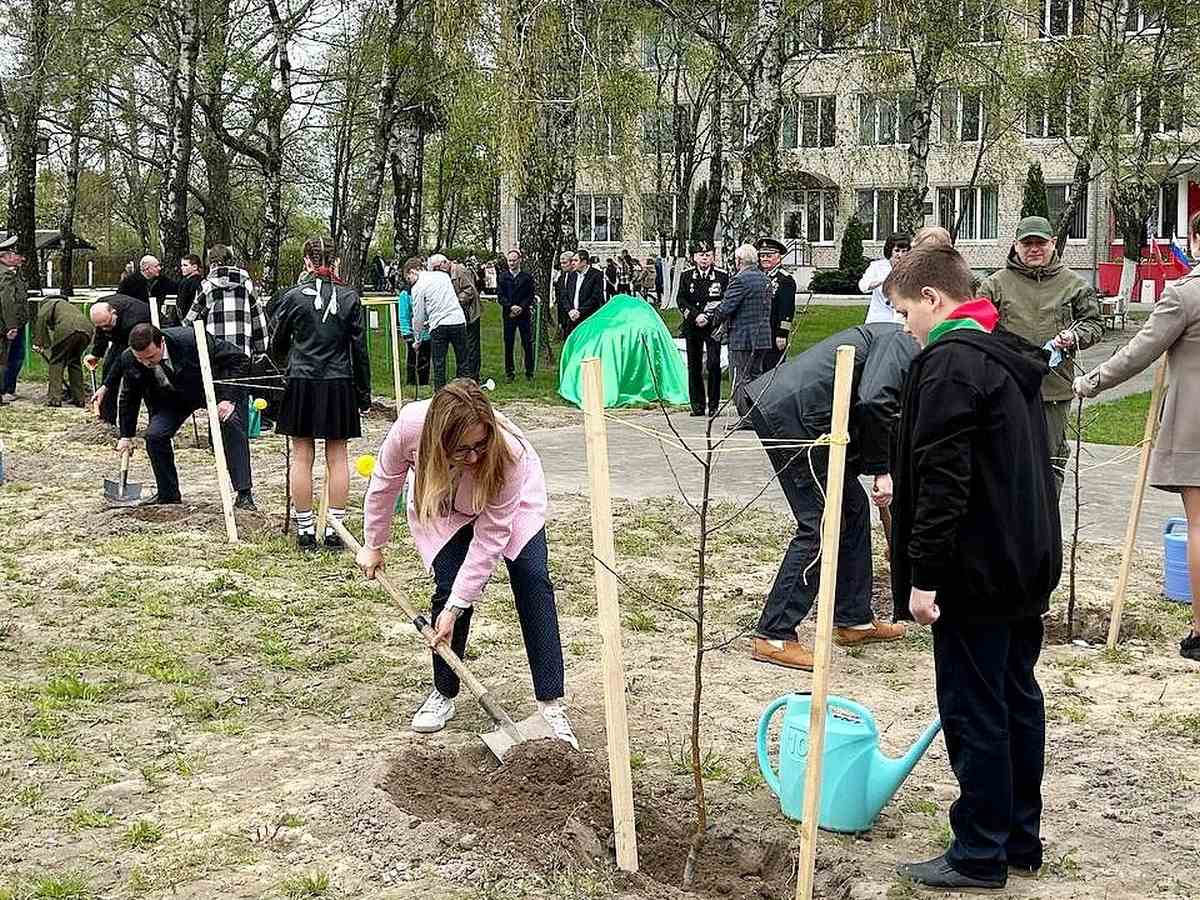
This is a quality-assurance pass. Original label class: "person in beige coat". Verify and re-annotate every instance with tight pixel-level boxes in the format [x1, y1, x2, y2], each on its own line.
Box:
[1074, 212, 1200, 663]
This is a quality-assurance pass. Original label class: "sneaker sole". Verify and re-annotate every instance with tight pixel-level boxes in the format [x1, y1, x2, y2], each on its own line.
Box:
[751, 651, 814, 672]
[833, 632, 906, 647]
[411, 707, 456, 734]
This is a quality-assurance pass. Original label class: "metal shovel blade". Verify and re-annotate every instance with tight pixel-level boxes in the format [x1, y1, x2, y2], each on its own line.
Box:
[480, 711, 556, 762]
[103, 476, 143, 503]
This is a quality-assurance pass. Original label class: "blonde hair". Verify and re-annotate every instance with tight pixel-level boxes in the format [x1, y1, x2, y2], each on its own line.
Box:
[414, 380, 516, 521]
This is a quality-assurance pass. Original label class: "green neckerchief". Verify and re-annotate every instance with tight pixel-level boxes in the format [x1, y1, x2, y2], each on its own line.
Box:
[928, 317, 986, 345]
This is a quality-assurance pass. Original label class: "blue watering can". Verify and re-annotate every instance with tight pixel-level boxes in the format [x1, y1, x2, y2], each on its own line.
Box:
[757, 693, 942, 833]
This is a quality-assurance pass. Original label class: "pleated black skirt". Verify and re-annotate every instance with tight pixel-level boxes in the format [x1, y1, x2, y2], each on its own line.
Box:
[276, 377, 362, 440]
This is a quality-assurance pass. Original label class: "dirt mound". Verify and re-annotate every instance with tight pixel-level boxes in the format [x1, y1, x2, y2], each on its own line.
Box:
[94, 500, 274, 535]
[381, 740, 831, 899]
[61, 420, 116, 446]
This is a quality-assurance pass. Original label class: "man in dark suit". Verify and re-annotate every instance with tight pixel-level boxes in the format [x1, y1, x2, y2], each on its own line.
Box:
[86, 294, 152, 426]
[116, 324, 255, 509]
[498, 248, 536, 382]
[758, 237, 796, 370]
[702, 243, 772, 396]
[118, 255, 177, 322]
[553, 251, 574, 337]
[559, 249, 604, 339]
[676, 241, 730, 417]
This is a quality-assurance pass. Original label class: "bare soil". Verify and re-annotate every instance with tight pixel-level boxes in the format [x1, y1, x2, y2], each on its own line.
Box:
[1, 398, 1198, 900]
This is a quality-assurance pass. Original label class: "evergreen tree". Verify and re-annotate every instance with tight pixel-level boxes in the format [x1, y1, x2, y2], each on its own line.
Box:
[1021, 162, 1050, 220]
[837, 215, 869, 280]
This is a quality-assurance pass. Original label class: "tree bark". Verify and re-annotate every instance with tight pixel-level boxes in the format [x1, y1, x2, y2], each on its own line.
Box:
[161, 0, 202, 277]
[391, 120, 425, 258]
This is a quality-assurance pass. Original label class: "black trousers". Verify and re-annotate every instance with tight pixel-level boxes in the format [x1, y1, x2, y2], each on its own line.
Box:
[729, 348, 766, 394]
[146, 402, 252, 502]
[684, 331, 722, 415]
[429, 323, 467, 391]
[464, 317, 482, 382]
[762, 343, 787, 371]
[754, 429, 873, 638]
[934, 616, 1045, 881]
[404, 338, 431, 387]
[503, 312, 534, 378]
[430, 524, 565, 701]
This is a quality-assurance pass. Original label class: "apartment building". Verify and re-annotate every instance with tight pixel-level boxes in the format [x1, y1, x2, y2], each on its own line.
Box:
[499, 2, 1194, 285]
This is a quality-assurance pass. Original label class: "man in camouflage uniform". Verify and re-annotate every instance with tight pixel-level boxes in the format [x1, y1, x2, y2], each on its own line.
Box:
[0, 235, 29, 406]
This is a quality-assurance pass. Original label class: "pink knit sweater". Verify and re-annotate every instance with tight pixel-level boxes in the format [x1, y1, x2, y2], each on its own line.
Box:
[362, 400, 548, 603]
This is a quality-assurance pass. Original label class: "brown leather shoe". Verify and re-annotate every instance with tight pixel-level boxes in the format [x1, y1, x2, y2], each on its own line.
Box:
[833, 618, 906, 647]
[751, 637, 814, 671]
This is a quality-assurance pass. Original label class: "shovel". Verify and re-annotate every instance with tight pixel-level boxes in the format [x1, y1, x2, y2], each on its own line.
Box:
[103, 448, 143, 503]
[328, 518, 553, 762]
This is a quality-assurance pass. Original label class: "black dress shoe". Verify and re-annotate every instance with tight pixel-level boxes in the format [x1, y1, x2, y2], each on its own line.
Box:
[897, 854, 1004, 891]
[135, 493, 182, 507]
[323, 531, 344, 551]
[233, 491, 256, 511]
[297, 532, 318, 551]
[1181, 631, 1200, 661]
[689, 410, 705, 417]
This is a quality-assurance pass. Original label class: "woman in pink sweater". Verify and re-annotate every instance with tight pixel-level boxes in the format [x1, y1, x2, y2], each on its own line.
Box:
[357, 379, 576, 744]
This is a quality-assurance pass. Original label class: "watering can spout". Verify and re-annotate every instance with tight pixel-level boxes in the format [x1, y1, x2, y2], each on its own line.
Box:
[869, 717, 943, 810]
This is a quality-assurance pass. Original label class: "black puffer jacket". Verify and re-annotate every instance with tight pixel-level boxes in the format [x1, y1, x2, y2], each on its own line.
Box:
[269, 279, 372, 410]
[741, 323, 919, 476]
[890, 326, 1062, 624]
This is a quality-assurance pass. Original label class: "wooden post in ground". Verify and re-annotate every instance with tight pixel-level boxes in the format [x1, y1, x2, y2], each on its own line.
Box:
[581, 356, 638, 874]
[388, 302, 403, 406]
[193, 320, 239, 543]
[316, 470, 331, 541]
[1108, 357, 1168, 649]
[148, 295, 161, 329]
[795, 345, 856, 900]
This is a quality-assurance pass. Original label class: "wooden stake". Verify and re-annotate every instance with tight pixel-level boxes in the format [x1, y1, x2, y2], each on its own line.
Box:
[148, 295, 161, 329]
[1107, 356, 1168, 649]
[388, 301, 403, 406]
[581, 356, 638, 874]
[193, 320, 239, 543]
[796, 344, 856, 900]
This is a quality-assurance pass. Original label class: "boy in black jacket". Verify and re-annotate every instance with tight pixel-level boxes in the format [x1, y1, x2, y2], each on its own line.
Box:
[884, 246, 1061, 891]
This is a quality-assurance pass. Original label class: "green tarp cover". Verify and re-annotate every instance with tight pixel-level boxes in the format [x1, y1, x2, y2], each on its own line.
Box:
[557, 294, 690, 408]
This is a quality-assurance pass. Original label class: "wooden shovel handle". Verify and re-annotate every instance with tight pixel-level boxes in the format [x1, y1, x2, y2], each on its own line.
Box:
[119, 447, 131, 477]
[328, 517, 512, 722]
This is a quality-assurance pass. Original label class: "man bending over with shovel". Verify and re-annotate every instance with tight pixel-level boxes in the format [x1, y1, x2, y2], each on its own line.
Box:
[356, 379, 577, 749]
[116, 324, 256, 510]
[742, 322, 918, 671]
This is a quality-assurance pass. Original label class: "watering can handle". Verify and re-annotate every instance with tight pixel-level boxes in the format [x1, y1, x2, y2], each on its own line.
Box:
[1165, 518, 1188, 537]
[756, 695, 791, 797]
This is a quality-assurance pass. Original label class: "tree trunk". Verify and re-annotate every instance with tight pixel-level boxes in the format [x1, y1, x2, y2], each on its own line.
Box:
[391, 121, 425, 258]
[900, 51, 938, 233]
[59, 95, 84, 296]
[739, 0, 784, 237]
[162, 0, 201, 278]
[4, 0, 51, 288]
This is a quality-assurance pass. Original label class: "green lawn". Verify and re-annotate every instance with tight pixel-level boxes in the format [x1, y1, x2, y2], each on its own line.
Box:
[1082, 391, 1150, 446]
[16, 300, 868, 405]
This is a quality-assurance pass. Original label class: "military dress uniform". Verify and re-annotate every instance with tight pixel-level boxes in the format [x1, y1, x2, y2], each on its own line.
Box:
[757, 237, 796, 370]
[0, 237, 30, 405]
[677, 255, 730, 416]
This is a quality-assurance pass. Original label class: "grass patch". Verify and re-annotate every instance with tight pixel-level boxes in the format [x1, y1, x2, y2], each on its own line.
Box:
[670, 741, 730, 781]
[43, 675, 104, 704]
[4, 872, 94, 899]
[1082, 391, 1149, 446]
[279, 869, 331, 899]
[125, 819, 163, 849]
[69, 807, 115, 829]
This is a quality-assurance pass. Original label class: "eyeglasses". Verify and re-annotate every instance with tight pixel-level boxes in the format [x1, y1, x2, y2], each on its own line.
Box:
[451, 437, 489, 461]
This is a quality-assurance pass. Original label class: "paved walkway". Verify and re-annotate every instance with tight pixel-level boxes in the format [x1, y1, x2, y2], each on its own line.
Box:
[531, 409, 1179, 548]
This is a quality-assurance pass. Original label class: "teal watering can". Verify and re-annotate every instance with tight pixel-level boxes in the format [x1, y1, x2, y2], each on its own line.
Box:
[757, 693, 942, 833]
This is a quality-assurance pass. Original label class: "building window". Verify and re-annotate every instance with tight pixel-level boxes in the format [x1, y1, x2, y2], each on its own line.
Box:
[1026, 86, 1089, 138]
[1123, 86, 1183, 134]
[939, 88, 984, 142]
[1154, 180, 1180, 238]
[962, 0, 1000, 42]
[1042, 0, 1086, 37]
[1125, 0, 1163, 33]
[576, 195, 624, 242]
[938, 185, 999, 241]
[580, 113, 623, 157]
[783, 96, 836, 148]
[641, 193, 677, 242]
[783, 189, 837, 244]
[1046, 183, 1089, 239]
[860, 93, 914, 145]
[789, 2, 836, 52]
[641, 30, 662, 68]
[856, 188, 900, 242]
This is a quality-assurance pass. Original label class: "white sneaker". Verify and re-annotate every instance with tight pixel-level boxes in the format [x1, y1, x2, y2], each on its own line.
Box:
[2, 393, 16, 403]
[538, 701, 579, 750]
[411, 690, 456, 733]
